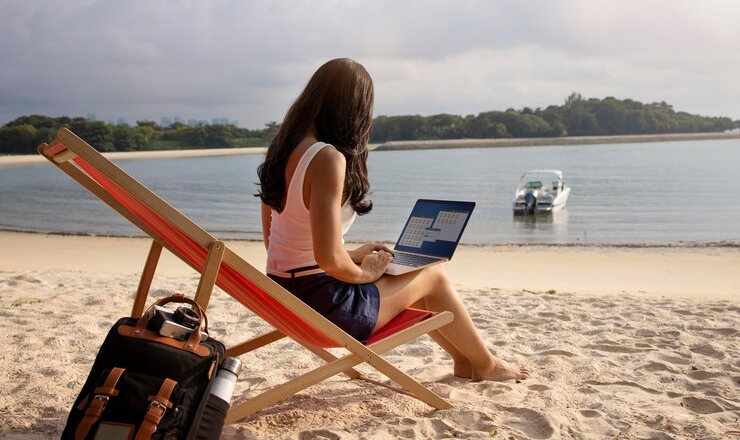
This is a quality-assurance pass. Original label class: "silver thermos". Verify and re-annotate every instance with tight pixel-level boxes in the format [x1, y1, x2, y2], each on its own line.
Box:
[191, 357, 241, 440]
[210, 357, 241, 402]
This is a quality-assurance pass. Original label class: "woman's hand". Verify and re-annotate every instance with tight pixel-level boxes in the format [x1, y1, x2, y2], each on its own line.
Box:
[358, 250, 394, 283]
[348, 243, 394, 264]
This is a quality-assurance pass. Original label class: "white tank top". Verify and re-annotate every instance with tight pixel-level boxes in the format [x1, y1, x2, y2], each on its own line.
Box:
[266, 142, 357, 276]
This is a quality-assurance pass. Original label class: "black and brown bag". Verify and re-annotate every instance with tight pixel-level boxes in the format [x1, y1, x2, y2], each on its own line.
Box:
[61, 295, 228, 440]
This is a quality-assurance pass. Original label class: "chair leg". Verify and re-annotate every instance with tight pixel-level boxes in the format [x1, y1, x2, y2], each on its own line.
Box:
[227, 330, 286, 357]
[131, 240, 163, 318]
[227, 333, 363, 378]
[194, 240, 225, 310]
[226, 350, 365, 423]
[225, 313, 454, 423]
[364, 353, 452, 411]
[297, 342, 363, 380]
[363, 312, 454, 411]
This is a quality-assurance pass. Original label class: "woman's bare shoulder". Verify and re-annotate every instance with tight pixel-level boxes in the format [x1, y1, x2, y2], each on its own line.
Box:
[312, 144, 345, 169]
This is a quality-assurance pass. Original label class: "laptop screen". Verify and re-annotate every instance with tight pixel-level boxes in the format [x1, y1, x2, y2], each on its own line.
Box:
[394, 199, 476, 258]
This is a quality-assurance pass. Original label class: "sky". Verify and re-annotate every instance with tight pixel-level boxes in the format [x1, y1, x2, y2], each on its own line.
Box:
[2, 0, 739, 129]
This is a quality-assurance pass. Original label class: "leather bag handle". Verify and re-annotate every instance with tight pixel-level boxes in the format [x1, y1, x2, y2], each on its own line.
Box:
[135, 294, 208, 348]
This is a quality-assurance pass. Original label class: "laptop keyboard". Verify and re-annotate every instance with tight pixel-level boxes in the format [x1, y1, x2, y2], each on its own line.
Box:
[392, 252, 442, 267]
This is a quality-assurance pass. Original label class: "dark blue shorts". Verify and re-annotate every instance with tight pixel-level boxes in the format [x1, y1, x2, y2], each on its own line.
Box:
[268, 272, 380, 344]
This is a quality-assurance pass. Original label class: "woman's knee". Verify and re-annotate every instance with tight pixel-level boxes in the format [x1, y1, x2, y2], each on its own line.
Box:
[423, 264, 454, 291]
[376, 264, 452, 303]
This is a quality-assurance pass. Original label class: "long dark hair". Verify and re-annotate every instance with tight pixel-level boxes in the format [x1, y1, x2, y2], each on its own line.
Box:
[257, 58, 374, 215]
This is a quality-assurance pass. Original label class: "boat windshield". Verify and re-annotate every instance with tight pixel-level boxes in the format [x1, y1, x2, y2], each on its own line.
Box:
[517, 171, 562, 193]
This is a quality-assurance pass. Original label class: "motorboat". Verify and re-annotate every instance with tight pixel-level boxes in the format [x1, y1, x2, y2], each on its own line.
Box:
[513, 169, 570, 214]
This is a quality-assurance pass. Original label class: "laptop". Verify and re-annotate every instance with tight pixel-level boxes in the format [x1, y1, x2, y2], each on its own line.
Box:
[385, 199, 476, 275]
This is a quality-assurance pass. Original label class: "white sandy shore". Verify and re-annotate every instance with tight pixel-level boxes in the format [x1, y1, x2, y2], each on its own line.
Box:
[375, 132, 740, 151]
[0, 232, 738, 439]
[0, 146, 268, 169]
[0, 232, 737, 300]
[4, 131, 740, 169]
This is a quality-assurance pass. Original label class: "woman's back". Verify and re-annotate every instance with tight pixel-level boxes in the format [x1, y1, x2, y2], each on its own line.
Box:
[266, 142, 355, 276]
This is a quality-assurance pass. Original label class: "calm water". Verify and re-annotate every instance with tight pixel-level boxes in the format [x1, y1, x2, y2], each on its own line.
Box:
[1, 139, 739, 245]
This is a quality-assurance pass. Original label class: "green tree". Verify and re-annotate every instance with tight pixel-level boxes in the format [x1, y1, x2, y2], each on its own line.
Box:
[69, 119, 115, 151]
[111, 124, 152, 151]
[536, 106, 566, 136]
[261, 122, 280, 143]
[425, 114, 466, 139]
[465, 112, 509, 138]
[499, 109, 554, 137]
[0, 124, 38, 153]
[562, 93, 601, 136]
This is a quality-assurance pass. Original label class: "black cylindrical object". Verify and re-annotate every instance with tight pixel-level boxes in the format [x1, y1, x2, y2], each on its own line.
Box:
[189, 357, 241, 440]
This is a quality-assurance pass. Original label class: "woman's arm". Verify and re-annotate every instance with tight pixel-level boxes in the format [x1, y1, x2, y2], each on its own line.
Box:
[308, 147, 391, 283]
[261, 202, 272, 250]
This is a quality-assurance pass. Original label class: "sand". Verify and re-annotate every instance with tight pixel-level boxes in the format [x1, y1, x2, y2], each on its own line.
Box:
[374, 132, 740, 151]
[0, 146, 268, 169]
[0, 232, 738, 439]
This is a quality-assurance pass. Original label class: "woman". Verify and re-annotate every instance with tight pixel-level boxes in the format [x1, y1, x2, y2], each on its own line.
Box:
[257, 58, 528, 381]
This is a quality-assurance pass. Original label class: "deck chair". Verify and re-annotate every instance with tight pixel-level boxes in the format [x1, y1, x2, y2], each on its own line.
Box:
[39, 128, 454, 423]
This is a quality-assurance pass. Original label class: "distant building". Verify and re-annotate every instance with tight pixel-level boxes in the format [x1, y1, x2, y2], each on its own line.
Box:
[100, 116, 240, 127]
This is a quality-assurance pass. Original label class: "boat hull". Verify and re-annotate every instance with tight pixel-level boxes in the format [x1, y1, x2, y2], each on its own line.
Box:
[513, 187, 570, 214]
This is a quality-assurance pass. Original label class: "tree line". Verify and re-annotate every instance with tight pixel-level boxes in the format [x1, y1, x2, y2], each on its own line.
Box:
[0, 115, 277, 154]
[370, 93, 738, 142]
[1, 93, 737, 154]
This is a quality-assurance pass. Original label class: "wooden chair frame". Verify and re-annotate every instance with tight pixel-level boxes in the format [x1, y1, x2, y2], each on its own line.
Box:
[39, 128, 454, 422]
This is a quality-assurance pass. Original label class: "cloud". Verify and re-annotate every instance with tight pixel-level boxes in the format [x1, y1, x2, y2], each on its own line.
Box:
[1, 0, 738, 129]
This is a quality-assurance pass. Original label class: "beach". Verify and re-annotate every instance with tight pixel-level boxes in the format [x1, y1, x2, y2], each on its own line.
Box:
[0, 146, 268, 169]
[1, 231, 738, 439]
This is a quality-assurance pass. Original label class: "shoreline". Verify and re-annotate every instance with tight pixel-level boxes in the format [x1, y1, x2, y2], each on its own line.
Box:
[2, 227, 739, 248]
[2, 131, 739, 169]
[0, 145, 268, 169]
[2, 231, 738, 301]
[374, 131, 740, 151]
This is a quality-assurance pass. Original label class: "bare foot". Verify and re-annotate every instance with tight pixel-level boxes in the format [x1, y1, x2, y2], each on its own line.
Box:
[453, 359, 472, 379]
[472, 357, 529, 382]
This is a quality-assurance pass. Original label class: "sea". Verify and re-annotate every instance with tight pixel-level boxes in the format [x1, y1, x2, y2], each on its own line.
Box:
[1, 138, 739, 246]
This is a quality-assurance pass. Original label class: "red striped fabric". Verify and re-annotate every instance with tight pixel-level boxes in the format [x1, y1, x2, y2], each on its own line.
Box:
[72, 155, 432, 348]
